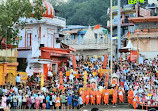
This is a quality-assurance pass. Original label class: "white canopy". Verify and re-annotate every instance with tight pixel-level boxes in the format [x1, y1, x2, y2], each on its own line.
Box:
[123, 40, 137, 50]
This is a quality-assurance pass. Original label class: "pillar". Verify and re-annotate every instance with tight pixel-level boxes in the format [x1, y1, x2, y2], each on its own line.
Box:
[78, 34, 82, 44]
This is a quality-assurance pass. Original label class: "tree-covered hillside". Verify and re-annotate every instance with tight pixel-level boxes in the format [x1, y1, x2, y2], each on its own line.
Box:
[51, 0, 128, 26]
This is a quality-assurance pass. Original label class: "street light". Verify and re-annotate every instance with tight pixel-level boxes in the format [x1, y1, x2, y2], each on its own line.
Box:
[137, 29, 139, 64]
[110, 0, 113, 74]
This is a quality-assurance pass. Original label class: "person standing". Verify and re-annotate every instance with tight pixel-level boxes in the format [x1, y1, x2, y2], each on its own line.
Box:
[13, 94, 18, 109]
[113, 88, 118, 105]
[60, 93, 66, 109]
[55, 94, 60, 109]
[128, 88, 134, 105]
[52, 92, 56, 109]
[67, 94, 73, 109]
[16, 74, 21, 86]
[18, 93, 22, 109]
[85, 89, 90, 105]
[118, 87, 124, 103]
[7, 94, 13, 108]
[1, 94, 7, 108]
[73, 93, 78, 109]
[46, 94, 50, 109]
[103, 87, 109, 105]
[78, 95, 83, 109]
[96, 89, 101, 105]
[27, 96, 32, 109]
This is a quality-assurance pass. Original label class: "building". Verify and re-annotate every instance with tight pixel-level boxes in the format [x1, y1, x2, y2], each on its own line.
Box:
[126, 16, 158, 59]
[107, 4, 137, 46]
[61, 25, 117, 57]
[18, 0, 74, 78]
[0, 42, 18, 85]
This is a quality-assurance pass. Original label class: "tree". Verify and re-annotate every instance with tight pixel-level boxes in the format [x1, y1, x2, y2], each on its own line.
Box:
[0, 0, 45, 48]
[53, 0, 129, 27]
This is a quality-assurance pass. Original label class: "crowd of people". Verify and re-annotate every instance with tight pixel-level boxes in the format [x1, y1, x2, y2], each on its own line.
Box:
[0, 55, 158, 110]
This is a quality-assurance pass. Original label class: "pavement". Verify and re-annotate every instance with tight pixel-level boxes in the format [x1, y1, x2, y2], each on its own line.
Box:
[10, 104, 146, 111]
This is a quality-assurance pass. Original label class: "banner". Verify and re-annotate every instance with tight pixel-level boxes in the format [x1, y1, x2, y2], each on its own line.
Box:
[128, 0, 144, 4]
[130, 50, 137, 62]
[18, 72, 28, 83]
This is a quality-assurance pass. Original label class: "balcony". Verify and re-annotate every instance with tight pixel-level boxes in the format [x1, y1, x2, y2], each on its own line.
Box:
[62, 37, 111, 50]
[0, 49, 18, 63]
[0, 57, 17, 63]
[125, 29, 158, 39]
[107, 18, 134, 27]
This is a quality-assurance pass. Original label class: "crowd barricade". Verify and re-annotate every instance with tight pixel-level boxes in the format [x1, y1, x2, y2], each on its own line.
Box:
[138, 101, 158, 110]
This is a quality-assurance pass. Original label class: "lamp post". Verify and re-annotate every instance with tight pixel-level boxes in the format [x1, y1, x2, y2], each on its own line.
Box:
[110, 0, 113, 74]
[137, 29, 139, 64]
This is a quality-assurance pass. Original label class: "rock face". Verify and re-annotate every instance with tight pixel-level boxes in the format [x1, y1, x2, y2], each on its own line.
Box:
[83, 26, 96, 44]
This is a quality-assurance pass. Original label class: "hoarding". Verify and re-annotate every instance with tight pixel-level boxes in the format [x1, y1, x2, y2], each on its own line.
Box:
[128, 0, 144, 4]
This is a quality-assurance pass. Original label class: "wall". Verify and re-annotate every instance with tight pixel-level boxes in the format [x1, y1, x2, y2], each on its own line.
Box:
[135, 22, 158, 29]
[131, 38, 158, 58]
[75, 48, 116, 57]
[0, 63, 18, 85]
[140, 51, 158, 59]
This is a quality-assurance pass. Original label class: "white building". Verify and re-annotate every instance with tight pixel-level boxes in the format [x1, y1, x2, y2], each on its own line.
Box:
[18, 0, 73, 77]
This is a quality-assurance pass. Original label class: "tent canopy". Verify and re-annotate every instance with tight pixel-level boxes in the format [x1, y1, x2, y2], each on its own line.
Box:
[119, 40, 137, 53]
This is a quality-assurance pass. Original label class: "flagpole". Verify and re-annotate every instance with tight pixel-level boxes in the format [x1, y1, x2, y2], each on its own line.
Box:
[110, 0, 113, 75]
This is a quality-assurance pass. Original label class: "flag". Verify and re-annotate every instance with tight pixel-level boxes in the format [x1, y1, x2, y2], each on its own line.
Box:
[94, 24, 100, 30]
[128, 31, 130, 36]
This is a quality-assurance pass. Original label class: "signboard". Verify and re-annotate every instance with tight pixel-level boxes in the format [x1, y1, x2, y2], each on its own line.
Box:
[18, 72, 28, 83]
[140, 8, 150, 17]
[112, 6, 118, 12]
[130, 50, 137, 62]
[128, 0, 144, 4]
[123, 4, 134, 10]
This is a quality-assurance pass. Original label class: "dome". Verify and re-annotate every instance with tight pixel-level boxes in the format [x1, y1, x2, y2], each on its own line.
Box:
[32, 0, 55, 19]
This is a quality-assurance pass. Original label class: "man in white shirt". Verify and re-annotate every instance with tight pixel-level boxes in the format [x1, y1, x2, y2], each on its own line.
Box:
[52, 93, 56, 109]
[39, 94, 45, 109]
[16, 74, 21, 85]
[13, 86, 18, 94]
[41, 86, 47, 93]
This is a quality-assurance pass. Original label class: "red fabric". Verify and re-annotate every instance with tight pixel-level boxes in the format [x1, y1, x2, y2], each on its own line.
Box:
[59, 85, 64, 90]
[119, 81, 124, 87]
[94, 24, 100, 30]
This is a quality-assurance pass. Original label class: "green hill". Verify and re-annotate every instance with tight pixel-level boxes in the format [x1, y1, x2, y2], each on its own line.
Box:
[52, 0, 128, 26]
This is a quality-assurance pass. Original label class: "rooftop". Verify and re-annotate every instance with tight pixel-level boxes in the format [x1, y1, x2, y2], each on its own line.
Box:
[129, 16, 158, 23]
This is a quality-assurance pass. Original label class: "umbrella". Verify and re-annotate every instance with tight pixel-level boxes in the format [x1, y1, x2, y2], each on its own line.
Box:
[103, 54, 108, 69]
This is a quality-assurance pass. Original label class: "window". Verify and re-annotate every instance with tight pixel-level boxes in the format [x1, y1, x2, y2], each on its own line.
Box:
[26, 33, 32, 47]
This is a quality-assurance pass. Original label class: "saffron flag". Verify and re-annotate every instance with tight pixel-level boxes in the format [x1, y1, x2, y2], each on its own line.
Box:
[94, 24, 100, 30]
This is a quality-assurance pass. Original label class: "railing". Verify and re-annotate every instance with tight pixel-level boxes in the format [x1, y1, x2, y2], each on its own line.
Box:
[0, 57, 17, 62]
[62, 37, 109, 45]
[54, 16, 66, 21]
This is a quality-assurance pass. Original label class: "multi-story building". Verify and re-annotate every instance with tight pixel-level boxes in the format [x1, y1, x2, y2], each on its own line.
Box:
[18, 0, 74, 78]
[107, 4, 137, 45]
[126, 16, 158, 59]
[61, 25, 117, 57]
